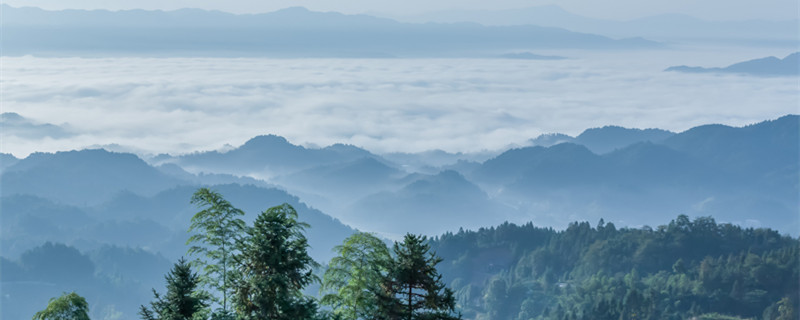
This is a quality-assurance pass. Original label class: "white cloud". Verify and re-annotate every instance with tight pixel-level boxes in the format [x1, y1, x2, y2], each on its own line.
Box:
[2, 48, 797, 158]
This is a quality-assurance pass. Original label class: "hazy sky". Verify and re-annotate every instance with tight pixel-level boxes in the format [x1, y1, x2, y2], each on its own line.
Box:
[3, 0, 799, 21]
[2, 48, 797, 158]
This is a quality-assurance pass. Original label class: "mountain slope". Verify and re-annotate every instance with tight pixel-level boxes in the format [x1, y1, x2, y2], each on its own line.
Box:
[1, 112, 73, 139]
[0, 153, 20, 173]
[666, 52, 800, 76]
[273, 157, 404, 201]
[347, 170, 516, 237]
[471, 116, 799, 231]
[663, 115, 799, 178]
[171, 135, 377, 177]
[429, 216, 798, 320]
[92, 183, 356, 261]
[529, 126, 675, 154]
[1, 149, 185, 205]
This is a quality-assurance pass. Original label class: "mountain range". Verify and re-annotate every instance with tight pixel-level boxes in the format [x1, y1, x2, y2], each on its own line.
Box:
[528, 125, 675, 154]
[2, 114, 797, 319]
[380, 5, 799, 46]
[2, 5, 657, 57]
[6, 115, 795, 242]
[666, 52, 800, 76]
[0, 149, 356, 262]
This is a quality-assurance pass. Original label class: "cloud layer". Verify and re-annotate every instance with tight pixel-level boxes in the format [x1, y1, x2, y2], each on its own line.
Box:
[2, 48, 797, 158]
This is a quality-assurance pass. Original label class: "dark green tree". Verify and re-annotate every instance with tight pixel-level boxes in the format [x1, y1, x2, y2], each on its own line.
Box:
[377, 234, 460, 320]
[231, 203, 320, 320]
[32, 292, 90, 320]
[320, 232, 393, 320]
[139, 257, 209, 320]
[186, 188, 246, 314]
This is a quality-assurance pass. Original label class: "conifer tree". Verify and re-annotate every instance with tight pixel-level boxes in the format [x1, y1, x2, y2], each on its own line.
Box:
[139, 258, 208, 320]
[231, 203, 319, 320]
[376, 234, 460, 320]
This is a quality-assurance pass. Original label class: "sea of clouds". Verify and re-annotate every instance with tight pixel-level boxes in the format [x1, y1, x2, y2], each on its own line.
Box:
[3, 48, 798, 158]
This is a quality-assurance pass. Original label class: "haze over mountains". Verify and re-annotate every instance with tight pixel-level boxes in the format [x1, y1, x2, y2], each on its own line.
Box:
[667, 52, 800, 76]
[2, 115, 797, 319]
[3, 1, 797, 318]
[2, 4, 656, 57]
[4, 115, 796, 239]
[380, 5, 799, 46]
[0, 112, 74, 139]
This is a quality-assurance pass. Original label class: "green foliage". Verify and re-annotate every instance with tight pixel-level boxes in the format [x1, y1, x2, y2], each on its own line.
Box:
[186, 188, 247, 313]
[430, 215, 799, 320]
[231, 203, 320, 320]
[32, 292, 91, 320]
[139, 257, 209, 320]
[320, 232, 392, 320]
[377, 233, 460, 320]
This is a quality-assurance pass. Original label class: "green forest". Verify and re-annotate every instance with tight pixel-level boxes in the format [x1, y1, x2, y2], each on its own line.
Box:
[430, 217, 799, 319]
[30, 189, 798, 320]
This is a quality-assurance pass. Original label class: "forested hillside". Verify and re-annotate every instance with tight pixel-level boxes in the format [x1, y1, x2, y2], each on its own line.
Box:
[430, 215, 799, 320]
[2, 116, 797, 319]
[8, 214, 796, 320]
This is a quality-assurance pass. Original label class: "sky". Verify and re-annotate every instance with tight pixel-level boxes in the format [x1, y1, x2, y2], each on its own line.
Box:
[2, 48, 797, 158]
[3, 0, 799, 21]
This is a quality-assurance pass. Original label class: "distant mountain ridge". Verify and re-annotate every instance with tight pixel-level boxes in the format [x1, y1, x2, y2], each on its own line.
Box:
[346, 170, 516, 237]
[168, 134, 379, 178]
[2, 115, 797, 240]
[1, 112, 73, 139]
[0, 152, 357, 261]
[2, 4, 657, 57]
[666, 52, 799, 76]
[472, 115, 798, 230]
[145, 115, 800, 235]
[0, 148, 359, 262]
[1, 149, 184, 205]
[381, 5, 799, 45]
[529, 125, 676, 154]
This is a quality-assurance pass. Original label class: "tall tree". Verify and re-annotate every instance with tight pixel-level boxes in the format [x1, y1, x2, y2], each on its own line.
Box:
[378, 234, 460, 320]
[320, 232, 393, 320]
[186, 188, 246, 314]
[32, 292, 90, 320]
[231, 203, 320, 320]
[140, 258, 209, 320]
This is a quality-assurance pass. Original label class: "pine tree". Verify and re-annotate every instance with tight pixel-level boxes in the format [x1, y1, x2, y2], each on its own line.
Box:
[231, 203, 319, 320]
[376, 234, 460, 320]
[140, 258, 208, 320]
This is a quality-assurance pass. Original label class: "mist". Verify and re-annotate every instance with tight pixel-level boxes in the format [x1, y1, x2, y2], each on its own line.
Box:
[3, 48, 797, 158]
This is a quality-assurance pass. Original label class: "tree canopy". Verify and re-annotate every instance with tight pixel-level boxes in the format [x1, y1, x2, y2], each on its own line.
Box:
[140, 257, 209, 320]
[377, 234, 460, 320]
[33, 292, 91, 320]
[429, 215, 799, 320]
[231, 203, 319, 320]
[320, 232, 393, 320]
[187, 188, 246, 314]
